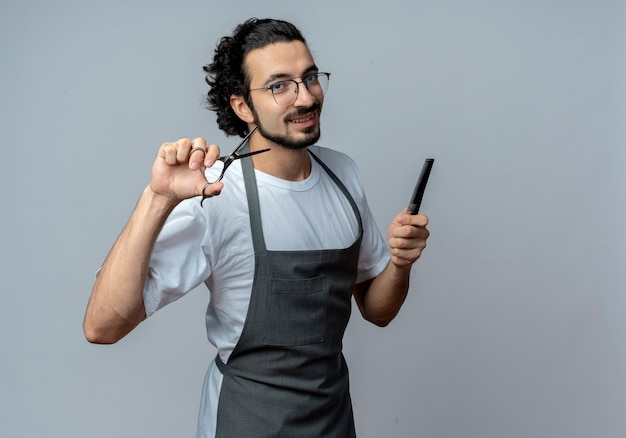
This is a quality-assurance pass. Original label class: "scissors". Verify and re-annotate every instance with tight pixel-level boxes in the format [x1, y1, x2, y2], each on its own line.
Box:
[200, 126, 269, 206]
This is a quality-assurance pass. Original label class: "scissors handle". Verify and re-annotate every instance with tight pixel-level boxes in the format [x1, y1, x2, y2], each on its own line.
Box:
[201, 129, 269, 205]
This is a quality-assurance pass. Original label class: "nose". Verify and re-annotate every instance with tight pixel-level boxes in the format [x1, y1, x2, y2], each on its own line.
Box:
[293, 81, 318, 107]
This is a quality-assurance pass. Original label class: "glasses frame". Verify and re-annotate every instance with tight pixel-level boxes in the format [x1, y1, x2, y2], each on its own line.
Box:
[249, 72, 331, 105]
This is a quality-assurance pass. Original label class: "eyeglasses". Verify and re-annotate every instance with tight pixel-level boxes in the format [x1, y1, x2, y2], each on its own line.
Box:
[249, 72, 331, 105]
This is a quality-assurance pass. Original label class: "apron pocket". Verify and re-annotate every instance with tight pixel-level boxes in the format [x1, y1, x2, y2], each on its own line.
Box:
[265, 276, 328, 346]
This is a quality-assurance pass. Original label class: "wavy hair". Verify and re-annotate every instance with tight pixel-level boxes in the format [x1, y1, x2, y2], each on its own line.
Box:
[203, 18, 307, 137]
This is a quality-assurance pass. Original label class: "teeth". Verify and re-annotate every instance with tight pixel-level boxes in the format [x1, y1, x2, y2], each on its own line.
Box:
[292, 115, 312, 123]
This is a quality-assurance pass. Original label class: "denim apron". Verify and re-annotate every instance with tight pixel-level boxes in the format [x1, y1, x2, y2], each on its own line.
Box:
[214, 149, 363, 437]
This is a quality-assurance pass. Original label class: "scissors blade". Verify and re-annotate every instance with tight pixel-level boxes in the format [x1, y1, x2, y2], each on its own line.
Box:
[235, 148, 271, 159]
[218, 126, 259, 162]
[231, 126, 258, 155]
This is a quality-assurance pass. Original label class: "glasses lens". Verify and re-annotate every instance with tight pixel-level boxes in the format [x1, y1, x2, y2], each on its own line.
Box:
[309, 73, 329, 96]
[271, 73, 330, 105]
[271, 80, 297, 105]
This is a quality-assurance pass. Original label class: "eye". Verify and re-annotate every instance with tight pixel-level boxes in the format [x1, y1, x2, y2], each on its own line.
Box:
[269, 81, 289, 93]
[305, 73, 320, 84]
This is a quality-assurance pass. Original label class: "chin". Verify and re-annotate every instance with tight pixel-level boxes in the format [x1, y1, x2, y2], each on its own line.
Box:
[291, 130, 320, 149]
[259, 124, 321, 150]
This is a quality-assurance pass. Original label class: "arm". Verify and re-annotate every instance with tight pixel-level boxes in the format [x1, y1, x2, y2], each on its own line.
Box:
[83, 138, 222, 344]
[354, 211, 429, 327]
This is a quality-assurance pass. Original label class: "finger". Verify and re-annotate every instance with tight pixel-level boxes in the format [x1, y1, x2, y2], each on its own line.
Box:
[188, 148, 206, 171]
[387, 214, 426, 247]
[405, 213, 429, 227]
[390, 246, 424, 266]
[200, 181, 224, 206]
[189, 147, 207, 159]
[159, 142, 181, 165]
[184, 138, 208, 169]
[203, 144, 221, 168]
[389, 233, 428, 250]
[389, 236, 427, 263]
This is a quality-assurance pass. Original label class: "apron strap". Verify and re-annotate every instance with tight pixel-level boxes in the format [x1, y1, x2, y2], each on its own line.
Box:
[309, 151, 363, 235]
[240, 145, 363, 251]
[241, 144, 267, 251]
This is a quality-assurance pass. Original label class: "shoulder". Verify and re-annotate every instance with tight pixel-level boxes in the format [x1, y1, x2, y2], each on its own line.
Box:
[308, 144, 367, 204]
[308, 145, 356, 166]
[308, 145, 361, 180]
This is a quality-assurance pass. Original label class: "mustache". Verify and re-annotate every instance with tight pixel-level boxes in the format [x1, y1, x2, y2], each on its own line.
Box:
[285, 103, 319, 121]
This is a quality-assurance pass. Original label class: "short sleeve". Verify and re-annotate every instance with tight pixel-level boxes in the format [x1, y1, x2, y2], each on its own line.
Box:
[143, 199, 211, 317]
[356, 198, 389, 284]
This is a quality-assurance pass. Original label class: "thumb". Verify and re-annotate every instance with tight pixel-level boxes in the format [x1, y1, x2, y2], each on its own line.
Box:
[199, 180, 223, 206]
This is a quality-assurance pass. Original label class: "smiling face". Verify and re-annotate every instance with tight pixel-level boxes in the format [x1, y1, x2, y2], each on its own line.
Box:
[244, 40, 324, 149]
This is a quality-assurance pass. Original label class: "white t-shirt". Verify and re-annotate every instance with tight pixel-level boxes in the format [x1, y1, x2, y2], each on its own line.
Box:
[142, 145, 389, 438]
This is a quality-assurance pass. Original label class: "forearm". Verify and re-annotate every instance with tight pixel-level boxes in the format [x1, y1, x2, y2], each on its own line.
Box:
[355, 210, 429, 326]
[355, 262, 412, 327]
[83, 187, 177, 344]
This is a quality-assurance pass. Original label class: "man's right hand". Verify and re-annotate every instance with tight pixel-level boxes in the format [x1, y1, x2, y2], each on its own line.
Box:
[149, 137, 224, 204]
[84, 136, 225, 344]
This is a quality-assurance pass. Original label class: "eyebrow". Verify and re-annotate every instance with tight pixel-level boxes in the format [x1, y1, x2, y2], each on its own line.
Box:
[262, 64, 319, 87]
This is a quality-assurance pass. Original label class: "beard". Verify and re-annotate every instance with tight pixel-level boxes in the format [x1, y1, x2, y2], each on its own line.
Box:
[251, 104, 321, 150]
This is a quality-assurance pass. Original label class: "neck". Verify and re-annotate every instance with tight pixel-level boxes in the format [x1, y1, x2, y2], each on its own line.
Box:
[249, 135, 312, 181]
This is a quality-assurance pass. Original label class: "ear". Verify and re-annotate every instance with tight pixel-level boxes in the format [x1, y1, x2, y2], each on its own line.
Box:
[230, 94, 255, 124]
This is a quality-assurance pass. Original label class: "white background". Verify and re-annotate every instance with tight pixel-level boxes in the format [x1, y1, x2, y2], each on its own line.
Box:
[1, 0, 625, 437]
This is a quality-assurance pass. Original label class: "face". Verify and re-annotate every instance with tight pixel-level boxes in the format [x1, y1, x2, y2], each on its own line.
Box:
[244, 41, 323, 150]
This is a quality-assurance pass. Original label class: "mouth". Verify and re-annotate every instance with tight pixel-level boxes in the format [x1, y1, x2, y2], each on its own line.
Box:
[286, 105, 319, 126]
[289, 113, 316, 124]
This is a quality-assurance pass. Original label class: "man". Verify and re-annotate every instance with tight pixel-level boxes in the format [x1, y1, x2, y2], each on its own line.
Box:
[83, 17, 430, 437]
